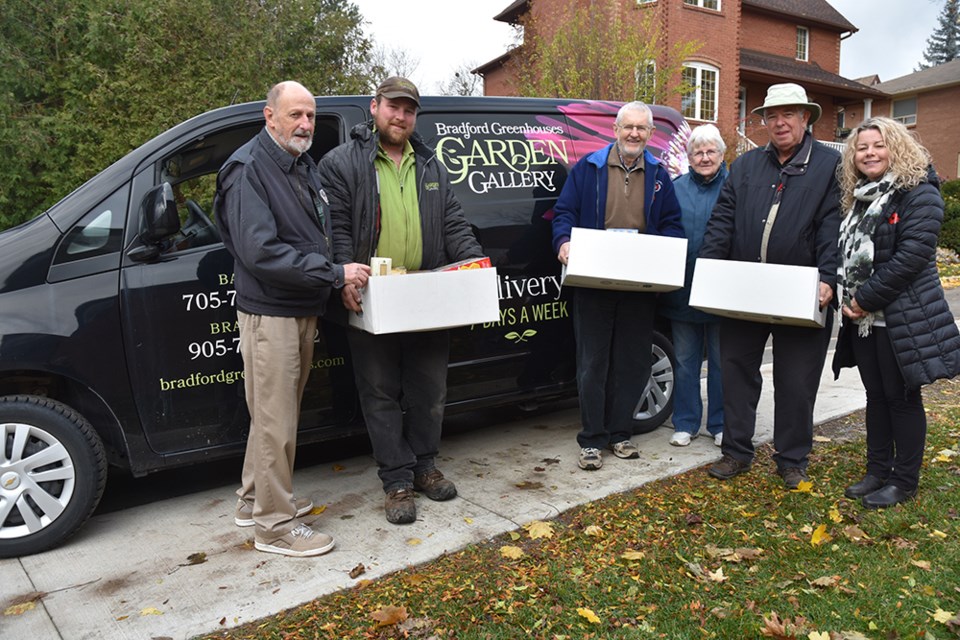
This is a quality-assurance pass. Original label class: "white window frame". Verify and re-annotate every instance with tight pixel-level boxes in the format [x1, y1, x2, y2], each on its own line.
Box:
[892, 97, 917, 125]
[738, 86, 746, 134]
[681, 62, 719, 122]
[683, 0, 720, 9]
[796, 26, 809, 61]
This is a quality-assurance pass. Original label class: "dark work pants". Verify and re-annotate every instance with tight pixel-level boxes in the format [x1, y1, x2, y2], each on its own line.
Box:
[719, 311, 833, 471]
[850, 326, 926, 492]
[347, 328, 449, 492]
[572, 287, 655, 449]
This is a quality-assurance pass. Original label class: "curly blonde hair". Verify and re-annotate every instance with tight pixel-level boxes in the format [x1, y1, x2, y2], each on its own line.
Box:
[838, 116, 932, 211]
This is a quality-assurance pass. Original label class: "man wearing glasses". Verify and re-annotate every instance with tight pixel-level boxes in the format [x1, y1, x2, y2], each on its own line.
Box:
[700, 83, 840, 489]
[552, 101, 683, 471]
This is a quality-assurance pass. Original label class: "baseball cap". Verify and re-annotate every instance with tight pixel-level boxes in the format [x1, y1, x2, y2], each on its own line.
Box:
[375, 76, 420, 107]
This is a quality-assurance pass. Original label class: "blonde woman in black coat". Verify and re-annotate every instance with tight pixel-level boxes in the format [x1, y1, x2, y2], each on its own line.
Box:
[833, 116, 960, 508]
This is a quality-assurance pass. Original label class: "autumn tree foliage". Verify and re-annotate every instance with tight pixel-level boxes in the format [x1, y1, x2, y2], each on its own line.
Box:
[918, 0, 960, 70]
[506, 0, 700, 102]
[0, 0, 376, 230]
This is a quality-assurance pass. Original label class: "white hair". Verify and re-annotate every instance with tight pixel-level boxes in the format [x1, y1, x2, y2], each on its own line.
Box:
[686, 124, 726, 155]
[616, 101, 653, 126]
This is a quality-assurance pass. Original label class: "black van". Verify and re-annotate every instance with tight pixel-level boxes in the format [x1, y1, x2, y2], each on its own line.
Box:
[0, 96, 685, 557]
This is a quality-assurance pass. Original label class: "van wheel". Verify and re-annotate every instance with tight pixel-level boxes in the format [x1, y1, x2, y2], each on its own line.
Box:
[632, 332, 675, 434]
[0, 395, 107, 558]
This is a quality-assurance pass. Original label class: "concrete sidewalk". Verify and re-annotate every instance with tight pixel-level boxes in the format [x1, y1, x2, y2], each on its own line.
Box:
[1, 363, 866, 640]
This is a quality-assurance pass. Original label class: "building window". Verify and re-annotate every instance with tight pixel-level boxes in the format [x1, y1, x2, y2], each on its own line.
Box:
[796, 26, 809, 61]
[635, 59, 657, 103]
[681, 63, 718, 122]
[683, 0, 720, 8]
[738, 86, 746, 134]
[892, 97, 917, 125]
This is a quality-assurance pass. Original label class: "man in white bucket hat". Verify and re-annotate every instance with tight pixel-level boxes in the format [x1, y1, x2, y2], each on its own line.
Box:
[699, 83, 841, 490]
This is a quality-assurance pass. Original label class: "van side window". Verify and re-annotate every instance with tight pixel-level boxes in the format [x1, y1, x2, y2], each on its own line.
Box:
[53, 188, 126, 265]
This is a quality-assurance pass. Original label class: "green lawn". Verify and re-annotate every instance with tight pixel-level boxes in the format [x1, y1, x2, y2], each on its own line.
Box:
[200, 379, 960, 640]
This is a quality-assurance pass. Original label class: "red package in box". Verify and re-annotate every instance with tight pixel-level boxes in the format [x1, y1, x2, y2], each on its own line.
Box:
[434, 256, 492, 271]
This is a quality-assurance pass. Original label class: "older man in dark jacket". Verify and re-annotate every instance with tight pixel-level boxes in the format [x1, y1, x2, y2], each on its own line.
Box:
[216, 81, 369, 556]
[318, 77, 482, 525]
[700, 83, 841, 489]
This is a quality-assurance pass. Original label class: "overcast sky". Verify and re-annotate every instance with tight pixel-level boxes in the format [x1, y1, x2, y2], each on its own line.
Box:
[351, 0, 945, 94]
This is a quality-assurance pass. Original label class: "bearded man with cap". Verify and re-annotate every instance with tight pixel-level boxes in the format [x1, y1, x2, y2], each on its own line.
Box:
[699, 83, 841, 489]
[318, 77, 483, 524]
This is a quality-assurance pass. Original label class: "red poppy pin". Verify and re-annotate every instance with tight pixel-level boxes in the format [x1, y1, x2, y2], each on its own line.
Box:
[888, 212, 899, 224]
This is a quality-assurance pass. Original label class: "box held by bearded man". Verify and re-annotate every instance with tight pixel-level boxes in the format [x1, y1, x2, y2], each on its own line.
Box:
[349, 265, 500, 334]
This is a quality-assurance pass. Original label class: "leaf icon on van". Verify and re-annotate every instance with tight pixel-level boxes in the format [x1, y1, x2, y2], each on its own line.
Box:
[505, 329, 537, 343]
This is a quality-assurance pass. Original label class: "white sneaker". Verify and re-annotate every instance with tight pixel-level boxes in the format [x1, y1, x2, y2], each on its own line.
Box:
[255, 523, 335, 557]
[669, 432, 694, 447]
[714, 432, 723, 447]
[578, 447, 603, 470]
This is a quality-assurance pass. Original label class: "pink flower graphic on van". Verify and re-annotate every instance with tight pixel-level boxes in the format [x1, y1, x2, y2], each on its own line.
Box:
[522, 101, 687, 178]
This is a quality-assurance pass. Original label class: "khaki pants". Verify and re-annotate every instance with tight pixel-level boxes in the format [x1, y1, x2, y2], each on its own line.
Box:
[235, 312, 316, 541]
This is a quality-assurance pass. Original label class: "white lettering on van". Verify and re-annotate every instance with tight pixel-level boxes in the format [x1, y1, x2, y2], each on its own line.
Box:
[435, 137, 569, 186]
[467, 170, 556, 194]
[497, 274, 563, 302]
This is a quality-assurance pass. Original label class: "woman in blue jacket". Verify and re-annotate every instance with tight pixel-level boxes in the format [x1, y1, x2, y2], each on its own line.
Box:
[833, 116, 960, 508]
[660, 124, 727, 447]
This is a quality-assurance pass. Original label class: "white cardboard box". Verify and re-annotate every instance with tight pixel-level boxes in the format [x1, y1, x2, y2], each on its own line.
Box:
[349, 267, 500, 334]
[561, 227, 687, 292]
[689, 258, 826, 328]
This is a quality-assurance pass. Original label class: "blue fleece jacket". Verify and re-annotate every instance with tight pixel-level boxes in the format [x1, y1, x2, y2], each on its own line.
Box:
[551, 143, 684, 253]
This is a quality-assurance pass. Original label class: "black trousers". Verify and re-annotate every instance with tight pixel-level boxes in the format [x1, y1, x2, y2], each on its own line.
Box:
[719, 312, 833, 470]
[347, 329, 449, 492]
[571, 287, 655, 449]
[850, 326, 926, 492]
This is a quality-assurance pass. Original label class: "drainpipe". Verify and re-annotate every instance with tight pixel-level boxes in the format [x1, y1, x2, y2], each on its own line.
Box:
[863, 98, 873, 119]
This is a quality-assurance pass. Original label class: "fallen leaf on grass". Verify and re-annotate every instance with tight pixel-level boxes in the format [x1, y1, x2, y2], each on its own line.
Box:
[371, 604, 408, 627]
[828, 504, 842, 523]
[760, 612, 808, 638]
[929, 530, 949, 539]
[809, 575, 840, 588]
[584, 525, 604, 537]
[792, 480, 814, 493]
[932, 607, 957, 623]
[910, 559, 932, 571]
[842, 525, 869, 542]
[621, 549, 646, 561]
[808, 632, 830, 640]
[500, 545, 524, 559]
[525, 521, 554, 539]
[813, 435, 832, 442]
[577, 607, 600, 624]
[811, 524, 832, 546]
[706, 567, 728, 583]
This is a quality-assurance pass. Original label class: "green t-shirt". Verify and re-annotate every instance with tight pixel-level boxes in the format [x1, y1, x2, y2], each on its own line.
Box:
[374, 141, 422, 270]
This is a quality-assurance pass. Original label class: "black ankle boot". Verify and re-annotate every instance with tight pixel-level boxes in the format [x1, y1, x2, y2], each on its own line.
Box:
[844, 474, 886, 499]
[862, 484, 916, 509]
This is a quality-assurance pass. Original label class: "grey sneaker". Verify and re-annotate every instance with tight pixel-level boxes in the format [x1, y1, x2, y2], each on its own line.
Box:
[780, 467, 810, 490]
[235, 496, 314, 527]
[609, 440, 639, 459]
[578, 447, 603, 470]
[384, 488, 417, 524]
[707, 454, 751, 480]
[413, 468, 458, 501]
[254, 523, 335, 557]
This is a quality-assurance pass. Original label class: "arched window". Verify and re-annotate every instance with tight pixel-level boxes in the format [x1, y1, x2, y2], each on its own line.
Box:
[681, 62, 719, 122]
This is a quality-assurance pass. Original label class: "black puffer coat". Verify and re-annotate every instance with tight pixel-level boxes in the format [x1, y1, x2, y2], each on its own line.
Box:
[832, 173, 960, 388]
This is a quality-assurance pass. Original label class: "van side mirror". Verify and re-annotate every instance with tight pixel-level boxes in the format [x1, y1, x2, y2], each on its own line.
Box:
[128, 183, 181, 262]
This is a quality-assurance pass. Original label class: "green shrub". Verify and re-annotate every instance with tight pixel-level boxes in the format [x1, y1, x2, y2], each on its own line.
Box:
[939, 217, 960, 254]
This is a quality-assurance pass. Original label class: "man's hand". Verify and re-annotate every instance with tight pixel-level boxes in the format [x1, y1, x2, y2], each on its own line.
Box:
[342, 283, 363, 312]
[343, 262, 371, 288]
[818, 281, 834, 309]
[557, 241, 571, 265]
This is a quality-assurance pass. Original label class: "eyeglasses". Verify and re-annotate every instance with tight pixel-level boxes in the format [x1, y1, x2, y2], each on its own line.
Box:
[618, 124, 655, 133]
[691, 149, 720, 159]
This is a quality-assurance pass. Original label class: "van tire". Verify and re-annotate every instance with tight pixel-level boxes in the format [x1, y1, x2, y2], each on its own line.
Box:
[0, 395, 107, 558]
[632, 332, 675, 434]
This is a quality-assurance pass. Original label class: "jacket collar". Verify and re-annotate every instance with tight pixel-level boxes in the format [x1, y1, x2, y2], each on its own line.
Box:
[259, 127, 306, 172]
[587, 142, 660, 170]
[686, 162, 728, 186]
[764, 131, 813, 176]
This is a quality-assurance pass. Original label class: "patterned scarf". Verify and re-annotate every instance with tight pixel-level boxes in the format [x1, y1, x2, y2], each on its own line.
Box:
[838, 173, 896, 336]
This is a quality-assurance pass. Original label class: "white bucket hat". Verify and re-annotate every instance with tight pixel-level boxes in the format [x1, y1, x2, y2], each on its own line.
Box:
[752, 83, 822, 124]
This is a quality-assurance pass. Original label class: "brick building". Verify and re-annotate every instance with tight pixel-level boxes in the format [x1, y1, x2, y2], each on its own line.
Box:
[846, 59, 960, 180]
[475, 0, 886, 150]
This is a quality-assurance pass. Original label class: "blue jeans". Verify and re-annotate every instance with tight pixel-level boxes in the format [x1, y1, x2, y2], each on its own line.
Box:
[670, 320, 723, 436]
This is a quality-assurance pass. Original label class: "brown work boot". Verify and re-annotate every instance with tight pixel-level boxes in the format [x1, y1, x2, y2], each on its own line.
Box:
[384, 488, 417, 524]
[413, 468, 458, 501]
[780, 467, 810, 490]
[708, 454, 751, 480]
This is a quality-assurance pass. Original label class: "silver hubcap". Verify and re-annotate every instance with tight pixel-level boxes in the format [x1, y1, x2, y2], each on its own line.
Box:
[1, 421, 76, 539]
[634, 344, 674, 421]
